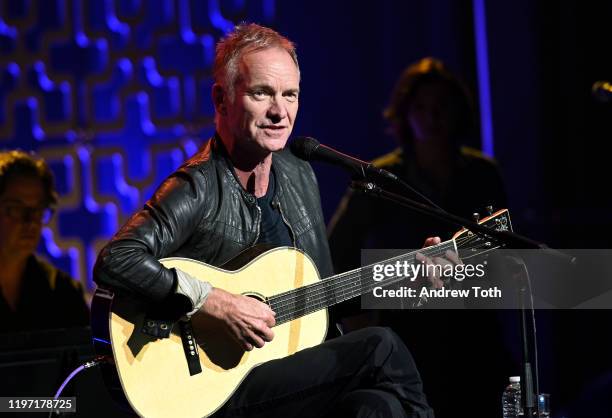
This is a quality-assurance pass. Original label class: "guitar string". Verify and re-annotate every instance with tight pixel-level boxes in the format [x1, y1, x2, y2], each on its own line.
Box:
[268, 224, 505, 322]
[268, 235, 485, 313]
[269, 239, 493, 322]
[269, 241, 456, 306]
[269, 247, 456, 321]
[264, 215, 504, 314]
[268, 235, 497, 317]
[272, 241, 503, 325]
[272, 245, 499, 325]
[268, 233, 484, 310]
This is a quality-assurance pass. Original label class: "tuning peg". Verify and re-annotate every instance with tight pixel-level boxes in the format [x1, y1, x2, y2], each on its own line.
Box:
[472, 212, 480, 222]
[485, 205, 494, 215]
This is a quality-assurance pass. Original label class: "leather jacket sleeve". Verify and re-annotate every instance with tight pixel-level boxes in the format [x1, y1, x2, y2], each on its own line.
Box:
[94, 166, 211, 304]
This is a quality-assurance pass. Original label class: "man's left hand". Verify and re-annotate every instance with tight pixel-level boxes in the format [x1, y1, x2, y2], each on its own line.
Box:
[416, 236, 462, 289]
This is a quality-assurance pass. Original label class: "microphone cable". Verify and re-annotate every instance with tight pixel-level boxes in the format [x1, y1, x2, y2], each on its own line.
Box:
[48, 356, 105, 418]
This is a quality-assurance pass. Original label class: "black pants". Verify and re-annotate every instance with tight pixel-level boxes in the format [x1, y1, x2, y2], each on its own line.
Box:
[214, 327, 434, 418]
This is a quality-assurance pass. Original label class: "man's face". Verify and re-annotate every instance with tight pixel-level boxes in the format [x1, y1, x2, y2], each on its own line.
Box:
[221, 47, 300, 156]
[0, 176, 48, 259]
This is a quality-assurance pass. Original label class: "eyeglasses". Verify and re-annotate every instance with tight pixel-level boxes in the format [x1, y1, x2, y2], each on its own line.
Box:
[0, 203, 54, 224]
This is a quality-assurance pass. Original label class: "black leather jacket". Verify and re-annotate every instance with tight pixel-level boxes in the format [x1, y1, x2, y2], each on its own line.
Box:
[94, 137, 333, 306]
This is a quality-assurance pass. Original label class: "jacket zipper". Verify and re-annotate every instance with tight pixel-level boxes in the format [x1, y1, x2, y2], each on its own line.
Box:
[274, 199, 296, 247]
[253, 202, 262, 245]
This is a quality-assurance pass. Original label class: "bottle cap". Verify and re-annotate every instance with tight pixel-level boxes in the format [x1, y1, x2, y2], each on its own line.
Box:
[509, 376, 521, 383]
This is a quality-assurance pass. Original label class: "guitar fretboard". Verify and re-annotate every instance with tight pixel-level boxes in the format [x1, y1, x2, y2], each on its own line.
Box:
[268, 240, 457, 325]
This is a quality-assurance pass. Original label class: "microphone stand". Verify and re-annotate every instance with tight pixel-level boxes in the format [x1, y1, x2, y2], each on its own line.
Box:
[505, 256, 538, 418]
[519, 276, 536, 417]
[351, 179, 572, 417]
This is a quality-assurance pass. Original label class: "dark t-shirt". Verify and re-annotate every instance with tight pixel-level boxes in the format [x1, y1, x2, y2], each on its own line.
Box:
[256, 169, 292, 247]
[0, 256, 89, 333]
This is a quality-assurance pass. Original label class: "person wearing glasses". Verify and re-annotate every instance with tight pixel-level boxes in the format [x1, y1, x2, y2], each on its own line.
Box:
[0, 150, 89, 333]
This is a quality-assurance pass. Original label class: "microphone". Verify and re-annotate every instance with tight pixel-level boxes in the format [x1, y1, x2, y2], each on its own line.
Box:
[592, 80, 612, 103]
[290, 136, 398, 181]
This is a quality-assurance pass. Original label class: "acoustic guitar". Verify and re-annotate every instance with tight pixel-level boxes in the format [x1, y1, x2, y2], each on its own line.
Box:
[91, 209, 512, 417]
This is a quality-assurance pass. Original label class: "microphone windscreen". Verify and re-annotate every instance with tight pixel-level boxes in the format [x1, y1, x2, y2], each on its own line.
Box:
[290, 136, 320, 160]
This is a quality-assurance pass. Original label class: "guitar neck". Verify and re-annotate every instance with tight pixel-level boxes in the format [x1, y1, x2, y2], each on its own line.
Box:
[268, 239, 457, 326]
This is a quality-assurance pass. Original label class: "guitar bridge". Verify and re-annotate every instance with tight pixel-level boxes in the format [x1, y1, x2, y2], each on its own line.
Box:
[179, 320, 202, 376]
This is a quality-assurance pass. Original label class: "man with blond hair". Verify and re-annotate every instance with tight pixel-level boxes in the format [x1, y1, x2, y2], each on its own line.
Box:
[95, 23, 433, 417]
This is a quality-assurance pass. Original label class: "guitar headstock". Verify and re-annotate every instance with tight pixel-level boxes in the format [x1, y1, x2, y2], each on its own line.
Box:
[452, 208, 513, 260]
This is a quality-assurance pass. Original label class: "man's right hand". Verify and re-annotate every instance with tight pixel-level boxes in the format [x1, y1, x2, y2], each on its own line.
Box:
[199, 287, 275, 351]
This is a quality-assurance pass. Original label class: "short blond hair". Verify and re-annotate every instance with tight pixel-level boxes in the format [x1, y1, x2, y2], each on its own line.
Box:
[214, 23, 299, 101]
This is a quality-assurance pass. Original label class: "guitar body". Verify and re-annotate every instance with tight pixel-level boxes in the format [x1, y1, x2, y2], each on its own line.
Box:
[91, 247, 328, 418]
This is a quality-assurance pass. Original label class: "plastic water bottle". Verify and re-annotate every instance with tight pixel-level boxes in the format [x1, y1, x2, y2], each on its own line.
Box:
[502, 376, 523, 418]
